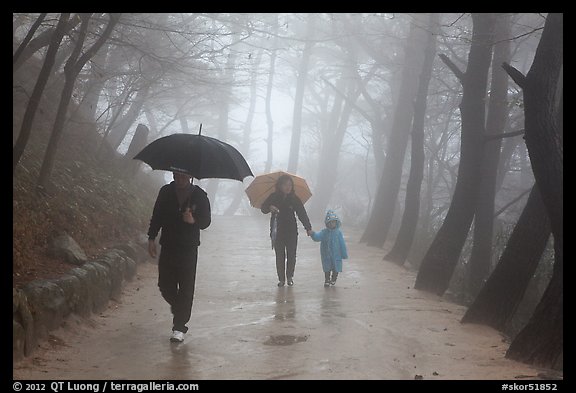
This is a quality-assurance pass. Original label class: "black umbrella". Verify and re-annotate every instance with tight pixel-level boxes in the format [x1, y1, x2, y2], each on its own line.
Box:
[133, 130, 253, 181]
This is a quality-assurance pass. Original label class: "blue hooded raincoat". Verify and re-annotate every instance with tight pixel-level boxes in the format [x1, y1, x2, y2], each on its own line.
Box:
[311, 210, 348, 272]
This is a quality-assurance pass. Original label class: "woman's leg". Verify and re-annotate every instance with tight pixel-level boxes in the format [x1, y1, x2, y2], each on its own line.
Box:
[285, 235, 298, 281]
[274, 237, 287, 283]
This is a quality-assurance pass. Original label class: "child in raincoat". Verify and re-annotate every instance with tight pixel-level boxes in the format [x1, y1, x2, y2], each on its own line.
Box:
[310, 210, 349, 286]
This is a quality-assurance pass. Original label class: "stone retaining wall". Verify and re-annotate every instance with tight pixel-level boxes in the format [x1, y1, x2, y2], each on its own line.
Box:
[13, 240, 149, 362]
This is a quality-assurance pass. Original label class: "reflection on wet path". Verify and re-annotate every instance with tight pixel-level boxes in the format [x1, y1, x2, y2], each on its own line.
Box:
[274, 287, 296, 321]
[321, 286, 346, 321]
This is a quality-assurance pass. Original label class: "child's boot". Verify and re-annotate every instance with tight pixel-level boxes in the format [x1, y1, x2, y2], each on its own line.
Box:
[330, 271, 338, 285]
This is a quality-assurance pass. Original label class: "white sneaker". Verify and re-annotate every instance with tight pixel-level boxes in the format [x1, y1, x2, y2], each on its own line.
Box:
[170, 330, 185, 343]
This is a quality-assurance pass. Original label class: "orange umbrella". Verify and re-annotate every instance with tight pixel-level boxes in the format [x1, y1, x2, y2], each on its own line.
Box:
[245, 171, 312, 209]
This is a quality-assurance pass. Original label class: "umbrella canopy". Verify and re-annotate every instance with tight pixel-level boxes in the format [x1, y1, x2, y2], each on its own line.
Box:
[245, 171, 312, 209]
[133, 133, 253, 181]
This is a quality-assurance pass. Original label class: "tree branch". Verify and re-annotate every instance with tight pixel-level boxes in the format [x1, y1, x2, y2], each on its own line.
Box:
[439, 53, 464, 82]
[485, 129, 525, 141]
[501, 62, 526, 89]
[494, 187, 532, 218]
[322, 77, 373, 124]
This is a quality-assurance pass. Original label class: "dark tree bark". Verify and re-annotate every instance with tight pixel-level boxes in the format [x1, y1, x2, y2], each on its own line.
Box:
[13, 13, 70, 175]
[461, 185, 551, 329]
[502, 13, 563, 370]
[384, 13, 438, 265]
[468, 13, 511, 295]
[287, 13, 316, 174]
[360, 13, 428, 247]
[414, 13, 496, 295]
[13, 13, 47, 68]
[37, 14, 120, 190]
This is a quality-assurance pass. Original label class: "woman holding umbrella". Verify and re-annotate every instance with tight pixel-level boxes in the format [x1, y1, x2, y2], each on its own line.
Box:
[260, 174, 313, 287]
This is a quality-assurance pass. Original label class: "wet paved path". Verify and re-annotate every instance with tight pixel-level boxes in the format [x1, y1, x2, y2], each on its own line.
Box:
[13, 215, 546, 380]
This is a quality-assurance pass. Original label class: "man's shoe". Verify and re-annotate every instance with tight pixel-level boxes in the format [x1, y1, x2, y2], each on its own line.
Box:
[170, 330, 185, 343]
[278, 281, 285, 287]
[324, 281, 331, 287]
[287, 278, 294, 286]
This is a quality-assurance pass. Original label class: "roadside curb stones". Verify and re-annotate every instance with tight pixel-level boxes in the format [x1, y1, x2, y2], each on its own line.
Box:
[13, 240, 149, 362]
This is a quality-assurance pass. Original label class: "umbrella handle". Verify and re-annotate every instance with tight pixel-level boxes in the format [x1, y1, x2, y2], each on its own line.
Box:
[198, 123, 202, 135]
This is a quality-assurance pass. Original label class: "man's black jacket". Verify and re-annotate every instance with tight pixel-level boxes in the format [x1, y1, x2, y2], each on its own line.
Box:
[147, 181, 211, 249]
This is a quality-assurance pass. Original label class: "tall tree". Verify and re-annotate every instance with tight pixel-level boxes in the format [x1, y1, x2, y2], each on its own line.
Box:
[287, 13, 316, 174]
[104, 14, 171, 152]
[360, 13, 428, 247]
[13, 13, 70, 174]
[468, 13, 512, 295]
[384, 13, 439, 265]
[73, 42, 111, 123]
[224, 47, 264, 215]
[309, 37, 366, 219]
[264, 13, 279, 174]
[461, 184, 550, 329]
[37, 13, 120, 190]
[205, 27, 239, 204]
[502, 13, 563, 369]
[414, 13, 496, 295]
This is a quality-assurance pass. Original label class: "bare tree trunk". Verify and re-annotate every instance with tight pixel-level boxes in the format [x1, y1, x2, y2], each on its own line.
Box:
[384, 14, 438, 265]
[68, 42, 111, 129]
[106, 84, 151, 151]
[310, 73, 363, 220]
[104, 14, 170, 152]
[13, 13, 70, 175]
[495, 134, 521, 194]
[264, 14, 279, 174]
[37, 13, 120, 190]
[461, 185, 551, 329]
[468, 13, 511, 295]
[502, 13, 563, 370]
[224, 47, 263, 216]
[414, 13, 495, 295]
[123, 123, 149, 179]
[287, 13, 315, 174]
[360, 13, 428, 247]
[206, 35, 238, 204]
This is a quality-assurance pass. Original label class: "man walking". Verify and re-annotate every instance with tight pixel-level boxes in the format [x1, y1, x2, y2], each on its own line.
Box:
[147, 170, 211, 343]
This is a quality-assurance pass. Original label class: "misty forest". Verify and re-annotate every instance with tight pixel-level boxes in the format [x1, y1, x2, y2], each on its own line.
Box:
[13, 13, 562, 379]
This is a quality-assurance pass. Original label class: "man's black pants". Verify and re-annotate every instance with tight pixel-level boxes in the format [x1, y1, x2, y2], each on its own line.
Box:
[274, 235, 297, 282]
[158, 246, 198, 333]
